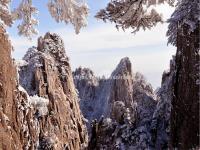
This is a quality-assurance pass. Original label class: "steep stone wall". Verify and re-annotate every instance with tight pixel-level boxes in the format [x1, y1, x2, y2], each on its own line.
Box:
[0, 30, 88, 150]
[0, 24, 21, 150]
[170, 24, 199, 149]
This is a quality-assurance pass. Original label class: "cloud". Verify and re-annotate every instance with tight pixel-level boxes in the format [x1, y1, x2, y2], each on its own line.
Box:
[53, 23, 168, 53]
[10, 36, 37, 58]
[67, 43, 176, 88]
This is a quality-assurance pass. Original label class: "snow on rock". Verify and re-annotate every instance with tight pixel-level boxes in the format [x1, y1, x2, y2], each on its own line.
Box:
[18, 32, 88, 149]
[0, 30, 88, 149]
[132, 72, 157, 125]
[15, 59, 28, 68]
[86, 53, 196, 149]
[150, 56, 176, 149]
[73, 57, 135, 124]
[111, 57, 132, 77]
[18, 84, 50, 118]
[74, 57, 160, 149]
[29, 95, 49, 116]
[109, 57, 134, 115]
[0, 26, 25, 149]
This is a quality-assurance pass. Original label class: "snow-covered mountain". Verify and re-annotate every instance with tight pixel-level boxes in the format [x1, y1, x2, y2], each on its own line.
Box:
[73, 56, 175, 149]
[81, 58, 176, 149]
[0, 27, 198, 149]
[73, 22, 200, 149]
[73, 57, 135, 123]
[0, 30, 88, 149]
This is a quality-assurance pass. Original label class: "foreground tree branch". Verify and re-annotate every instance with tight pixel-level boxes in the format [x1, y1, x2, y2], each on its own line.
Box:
[96, 0, 175, 33]
[0, 0, 89, 38]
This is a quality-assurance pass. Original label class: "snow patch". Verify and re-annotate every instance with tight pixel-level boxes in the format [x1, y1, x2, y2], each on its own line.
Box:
[15, 59, 28, 68]
[29, 95, 49, 116]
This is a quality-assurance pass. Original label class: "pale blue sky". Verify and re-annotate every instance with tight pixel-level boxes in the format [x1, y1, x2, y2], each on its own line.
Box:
[8, 0, 176, 89]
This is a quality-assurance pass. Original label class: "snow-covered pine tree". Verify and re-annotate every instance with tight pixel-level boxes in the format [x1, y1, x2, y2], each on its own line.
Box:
[0, 0, 13, 27]
[167, 0, 200, 46]
[0, 0, 89, 38]
[96, 0, 175, 33]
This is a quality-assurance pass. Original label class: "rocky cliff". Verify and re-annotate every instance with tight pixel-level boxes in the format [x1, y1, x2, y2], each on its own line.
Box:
[74, 57, 160, 149]
[0, 29, 88, 150]
[151, 23, 200, 150]
[0, 25, 22, 150]
[73, 57, 137, 123]
[73, 67, 100, 121]
[77, 56, 176, 149]
[73, 38, 199, 149]
[150, 57, 176, 149]
[170, 24, 199, 149]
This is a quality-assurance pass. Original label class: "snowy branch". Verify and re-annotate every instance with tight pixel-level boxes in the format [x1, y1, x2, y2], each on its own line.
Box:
[12, 0, 38, 39]
[0, 0, 13, 26]
[0, 0, 89, 38]
[96, 0, 175, 33]
[48, 0, 89, 34]
[167, 0, 200, 46]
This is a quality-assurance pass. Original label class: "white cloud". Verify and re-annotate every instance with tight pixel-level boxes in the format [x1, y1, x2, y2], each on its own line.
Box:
[10, 36, 37, 58]
[53, 23, 168, 53]
[68, 44, 176, 89]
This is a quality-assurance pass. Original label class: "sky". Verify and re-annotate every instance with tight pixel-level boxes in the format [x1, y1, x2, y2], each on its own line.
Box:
[8, 0, 176, 89]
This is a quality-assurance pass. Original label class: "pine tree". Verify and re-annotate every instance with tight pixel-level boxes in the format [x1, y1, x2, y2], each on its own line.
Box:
[0, 0, 89, 38]
[96, 0, 175, 33]
[0, 0, 13, 27]
[167, 0, 200, 46]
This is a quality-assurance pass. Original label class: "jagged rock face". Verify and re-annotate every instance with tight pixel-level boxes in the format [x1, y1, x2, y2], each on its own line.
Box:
[87, 75, 157, 150]
[0, 30, 88, 150]
[150, 24, 200, 150]
[18, 32, 88, 150]
[170, 24, 199, 149]
[150, 57, 175, 149]
[74, 57, 158, 149]
[73, 67, 99, 120]
[74, 57, 156, 121]
[0, 26, 38, 149]
[109, 57, 133, 108]
[132, 72, 157, 125]
[0, 25, 20, 149]
[109, 57, 134, 118]
[73, 57, 135, 122]
[73, 67, 98, 100]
